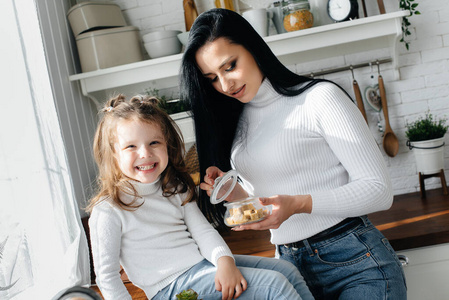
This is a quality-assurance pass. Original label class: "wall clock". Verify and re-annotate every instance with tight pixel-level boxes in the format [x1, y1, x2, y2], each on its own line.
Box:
[327, 0, 359, 22]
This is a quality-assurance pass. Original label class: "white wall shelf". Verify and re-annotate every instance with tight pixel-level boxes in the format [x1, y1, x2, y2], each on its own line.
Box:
[69, 10, 408, 103]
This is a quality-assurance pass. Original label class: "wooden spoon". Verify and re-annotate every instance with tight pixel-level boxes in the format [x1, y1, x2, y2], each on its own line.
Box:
[378, 74, 399, 157]
[353, 79, 368, 124]
[377, 0, 386, 14]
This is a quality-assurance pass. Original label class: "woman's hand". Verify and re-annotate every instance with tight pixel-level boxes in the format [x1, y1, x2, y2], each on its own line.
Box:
[199, 166, 225, 196]
[232, 194, 312, 231]
[215, 256, 247, 299]
[199, 166, 248, 201]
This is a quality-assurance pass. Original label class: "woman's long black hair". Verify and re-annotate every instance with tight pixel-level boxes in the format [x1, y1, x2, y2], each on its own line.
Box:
[179, 8, 331, 228]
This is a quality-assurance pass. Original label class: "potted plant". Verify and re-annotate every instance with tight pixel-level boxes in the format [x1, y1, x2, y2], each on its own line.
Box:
[405, 112, 448, 175]
[145, 88, 190, 117]
[145, 87, 195, 147]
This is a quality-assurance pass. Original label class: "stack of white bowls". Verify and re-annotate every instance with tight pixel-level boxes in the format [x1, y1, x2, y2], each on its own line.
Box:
[143, 30, 182, 59]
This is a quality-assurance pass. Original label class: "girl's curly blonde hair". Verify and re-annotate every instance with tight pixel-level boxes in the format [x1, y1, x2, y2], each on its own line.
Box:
[85, 94, 197, 212]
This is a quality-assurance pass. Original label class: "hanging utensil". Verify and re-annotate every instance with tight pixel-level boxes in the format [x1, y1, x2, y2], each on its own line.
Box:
[377, 0, 386, 14]
[377, 61, 399, 157]
[364, 63, 383, 133]
[350, 66, 368, 124]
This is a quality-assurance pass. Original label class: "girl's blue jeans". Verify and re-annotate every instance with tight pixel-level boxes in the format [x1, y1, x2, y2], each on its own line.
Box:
[277, 215, 407, 300]
[153, 254, 314, 300]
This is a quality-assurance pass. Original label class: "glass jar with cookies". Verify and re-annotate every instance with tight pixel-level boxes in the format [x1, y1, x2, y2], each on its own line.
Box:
[210, 170, 272, 227]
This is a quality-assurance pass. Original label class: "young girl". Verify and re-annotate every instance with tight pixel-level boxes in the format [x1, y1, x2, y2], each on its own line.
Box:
[180, 8, 407, 300]
[86, 94, 313, 300]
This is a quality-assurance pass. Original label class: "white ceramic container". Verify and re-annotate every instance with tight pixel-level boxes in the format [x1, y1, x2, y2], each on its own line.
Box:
[143, 34, 182, 59]
[67, 2, 126, 37]
[76, 26, 143, 72]
[142, 30, 182, 43]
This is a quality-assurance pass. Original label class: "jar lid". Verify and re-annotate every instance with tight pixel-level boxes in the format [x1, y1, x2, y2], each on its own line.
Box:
[210, 170, 238, 204]
[285, 0, 310, 8]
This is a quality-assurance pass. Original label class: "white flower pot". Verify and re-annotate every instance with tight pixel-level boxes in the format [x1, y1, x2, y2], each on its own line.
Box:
[407, 137, 445, 175]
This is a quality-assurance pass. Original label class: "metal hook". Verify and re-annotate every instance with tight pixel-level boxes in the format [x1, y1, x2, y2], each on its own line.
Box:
[376, 60, 381, 75]
[350, 65, 355, 80]
[309, 72, 314, 79]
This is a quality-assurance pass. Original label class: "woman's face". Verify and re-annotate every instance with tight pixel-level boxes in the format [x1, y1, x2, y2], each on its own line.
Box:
[195, 37, 264, 103]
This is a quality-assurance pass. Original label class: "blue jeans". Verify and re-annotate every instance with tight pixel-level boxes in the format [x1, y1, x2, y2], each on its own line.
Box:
[277, 216, 407, 300]
[153, 254, 314, 300]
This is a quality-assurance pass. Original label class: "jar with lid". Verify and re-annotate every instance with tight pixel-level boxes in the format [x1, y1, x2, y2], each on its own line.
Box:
[210, 170, 272, 227]
[269, 1, 288, 34]
[282, 0, 314, 32]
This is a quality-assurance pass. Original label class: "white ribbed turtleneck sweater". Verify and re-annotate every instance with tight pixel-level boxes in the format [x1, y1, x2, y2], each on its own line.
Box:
[231, 79, 393, 245]
[89, 180, 233, 300]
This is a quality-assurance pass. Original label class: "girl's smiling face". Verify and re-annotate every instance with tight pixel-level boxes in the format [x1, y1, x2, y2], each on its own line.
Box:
[195, 37, 264, 103]
[114, 119, 168, 184]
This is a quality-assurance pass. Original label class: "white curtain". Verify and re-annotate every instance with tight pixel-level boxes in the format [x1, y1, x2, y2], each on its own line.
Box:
[0, 0, 90, 299]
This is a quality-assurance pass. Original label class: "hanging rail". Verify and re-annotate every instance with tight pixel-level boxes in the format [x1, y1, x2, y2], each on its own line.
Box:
[304, 58, 392, 78]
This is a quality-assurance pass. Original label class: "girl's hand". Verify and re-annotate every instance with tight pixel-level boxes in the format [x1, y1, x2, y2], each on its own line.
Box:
[232, 194, 312, 231]
[215, 256, 247, 300]
[199, 167, 248, 201]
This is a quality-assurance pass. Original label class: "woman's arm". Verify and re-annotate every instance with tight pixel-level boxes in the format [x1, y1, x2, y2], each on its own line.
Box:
[200, 166, 249, 201]
[308, 82, 393, 216]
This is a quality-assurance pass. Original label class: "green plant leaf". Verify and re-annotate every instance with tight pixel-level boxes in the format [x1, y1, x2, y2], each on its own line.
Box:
[405, 113, 448, 142]
[176, 289, 199, 300]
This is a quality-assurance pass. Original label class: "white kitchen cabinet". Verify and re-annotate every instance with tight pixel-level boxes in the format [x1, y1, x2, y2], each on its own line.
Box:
[69, 11, 408, 106]
[171, 111, 195, 150]
[397, 243, 449, 300]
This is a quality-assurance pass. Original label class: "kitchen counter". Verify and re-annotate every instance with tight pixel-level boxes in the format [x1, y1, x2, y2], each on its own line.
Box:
[369, 187, 449, 251]
[220, 188, 449, 256]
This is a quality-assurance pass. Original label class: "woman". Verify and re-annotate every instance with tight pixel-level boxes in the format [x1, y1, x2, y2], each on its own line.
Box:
[180, 8, 407, 300]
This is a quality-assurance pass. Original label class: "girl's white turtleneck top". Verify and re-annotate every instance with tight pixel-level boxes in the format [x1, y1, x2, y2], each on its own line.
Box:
[89, 180, 233, 300]
[231, 79, 393, 245]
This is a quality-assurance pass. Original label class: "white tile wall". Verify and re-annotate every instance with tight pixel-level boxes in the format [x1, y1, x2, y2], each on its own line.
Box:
[64, 0, 448, 201]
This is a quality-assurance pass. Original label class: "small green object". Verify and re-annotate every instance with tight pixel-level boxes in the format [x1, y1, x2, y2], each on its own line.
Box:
[405, 113, 448, 142]
[176, 288, 199, 300]
[399, 0, 420, 50]
[145, 88, 189, 115]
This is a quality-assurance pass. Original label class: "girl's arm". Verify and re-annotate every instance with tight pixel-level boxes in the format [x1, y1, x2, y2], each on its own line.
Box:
[89, 203, 132, 300]
[183, 200, 247, 299]
[215, 256, 247, 300]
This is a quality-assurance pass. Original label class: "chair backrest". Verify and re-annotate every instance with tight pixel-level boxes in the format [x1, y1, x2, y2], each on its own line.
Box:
[52, 286, 102, 300]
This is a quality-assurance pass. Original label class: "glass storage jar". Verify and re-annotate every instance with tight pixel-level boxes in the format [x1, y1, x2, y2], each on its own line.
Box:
[223, 197, 272, 227]
[282, 0, 314, 32]
[210, 170, 272, 227]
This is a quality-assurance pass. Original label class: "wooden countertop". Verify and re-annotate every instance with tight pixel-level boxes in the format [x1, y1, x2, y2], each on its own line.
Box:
[369, 187, 449, 251]
[221, 188, 449, 256]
